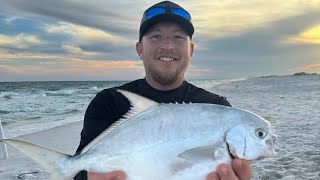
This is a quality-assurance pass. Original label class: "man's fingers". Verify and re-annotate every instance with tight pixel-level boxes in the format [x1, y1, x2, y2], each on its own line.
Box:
[88, 171, 126, 180]
[216, 164, 239, 180]
[109, 171, 126, 180]
[206, 172, 220, 180]
[232, 159, 252, 180]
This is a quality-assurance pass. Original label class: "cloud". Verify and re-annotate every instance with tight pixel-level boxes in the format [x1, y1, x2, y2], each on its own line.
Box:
[0, 56, 144, 81]
[194, 10, 320, 59]
[0, 33, 41, 48]
[283, 25, 320, 44]
[1, 0, 320, 81]
[184, 0, 320, 38]
[62, 45, 97, 56]
[303, 63, 320, 70]
[45, 22, 129, 45]
[189, 9, 320, 78]
[287, 63, 320, 74]
[0, 15, 138, 60]
[0, 0, 141, 38]
[3, 16, 20, 24]
[0, 52, 60, 59]
[43, 22, 138, 59]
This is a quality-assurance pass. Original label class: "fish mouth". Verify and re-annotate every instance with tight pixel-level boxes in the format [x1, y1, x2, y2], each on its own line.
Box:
[266, 134, 277, 158]
[227, 143, 236, 159]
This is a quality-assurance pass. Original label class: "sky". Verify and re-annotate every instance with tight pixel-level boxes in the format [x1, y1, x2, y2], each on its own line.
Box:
[0, 0, 319, 81]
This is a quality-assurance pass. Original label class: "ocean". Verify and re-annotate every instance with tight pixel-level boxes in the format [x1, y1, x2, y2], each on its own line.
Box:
[0, 79, 242, 138]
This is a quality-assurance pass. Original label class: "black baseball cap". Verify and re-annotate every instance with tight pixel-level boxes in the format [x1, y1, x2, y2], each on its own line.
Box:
[139, 1, 194, 41]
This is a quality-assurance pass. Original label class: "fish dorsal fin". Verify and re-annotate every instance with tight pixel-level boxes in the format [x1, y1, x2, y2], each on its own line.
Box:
[117, 89, 159, 114]
[80, 90, 159, 154]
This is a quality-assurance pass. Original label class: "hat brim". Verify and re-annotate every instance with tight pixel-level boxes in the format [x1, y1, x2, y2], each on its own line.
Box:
[139, 14, 194, 41]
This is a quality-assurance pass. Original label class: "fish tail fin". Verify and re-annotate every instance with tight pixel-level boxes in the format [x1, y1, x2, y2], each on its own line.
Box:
[1, 139, 78, 180]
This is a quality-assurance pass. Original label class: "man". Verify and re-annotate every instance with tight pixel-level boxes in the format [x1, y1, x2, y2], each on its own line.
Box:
[75, 1, 252, 180]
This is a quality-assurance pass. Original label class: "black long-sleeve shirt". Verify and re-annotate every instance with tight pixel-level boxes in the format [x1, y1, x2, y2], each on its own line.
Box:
[74, 79, 231, 179]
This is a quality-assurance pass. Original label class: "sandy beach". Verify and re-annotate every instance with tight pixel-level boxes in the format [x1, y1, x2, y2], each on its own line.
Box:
[0, 121, 83, 179]
[1, 74, 319, 179]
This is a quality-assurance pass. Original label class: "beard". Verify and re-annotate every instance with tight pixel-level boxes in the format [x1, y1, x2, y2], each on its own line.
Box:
[144, 51, 190, 86]
[146, 60, 189, 86]
[150, 69, 180, 86]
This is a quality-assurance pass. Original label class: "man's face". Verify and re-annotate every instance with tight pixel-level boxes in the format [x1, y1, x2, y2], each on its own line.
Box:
[136, 22, 194, 86]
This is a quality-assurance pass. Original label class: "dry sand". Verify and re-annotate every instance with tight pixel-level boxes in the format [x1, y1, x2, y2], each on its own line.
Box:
[0, 74, 319, 179]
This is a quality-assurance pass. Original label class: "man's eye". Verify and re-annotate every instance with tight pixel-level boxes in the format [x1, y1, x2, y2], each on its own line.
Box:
[151, 35, 161, 39]
[174, 36, 183, 39]
[174, 35, 185, 40]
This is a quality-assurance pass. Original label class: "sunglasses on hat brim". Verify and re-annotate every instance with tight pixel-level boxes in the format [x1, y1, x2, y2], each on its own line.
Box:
[146, 7, 190, 21]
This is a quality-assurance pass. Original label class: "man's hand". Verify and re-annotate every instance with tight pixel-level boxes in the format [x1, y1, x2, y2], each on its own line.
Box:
[206, 159, 252, 180]
[88, 171, 126, 180]
[88, 158, 251, 180]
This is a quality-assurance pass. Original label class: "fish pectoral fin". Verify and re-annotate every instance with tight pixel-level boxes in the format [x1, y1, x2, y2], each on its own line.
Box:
[178, 144, 225, 163]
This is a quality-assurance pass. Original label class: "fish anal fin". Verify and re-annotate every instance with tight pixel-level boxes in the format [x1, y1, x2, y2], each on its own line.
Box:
[170, 161, 194, 174]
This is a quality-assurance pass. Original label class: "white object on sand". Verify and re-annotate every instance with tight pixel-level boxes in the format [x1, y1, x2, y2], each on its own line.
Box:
[0, 118, 9, 159]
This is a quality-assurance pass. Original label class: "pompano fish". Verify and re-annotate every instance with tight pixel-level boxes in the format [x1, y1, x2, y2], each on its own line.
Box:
[0, 90, 277, 180]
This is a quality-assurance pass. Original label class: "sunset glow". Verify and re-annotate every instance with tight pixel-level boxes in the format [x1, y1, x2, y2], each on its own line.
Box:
[284, 25, 320, 44]
[0, 0, 319, 81]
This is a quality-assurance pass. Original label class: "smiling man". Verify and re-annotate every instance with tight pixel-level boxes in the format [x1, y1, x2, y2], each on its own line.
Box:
[74, 1, 252, 180]
[137, 21, 193, 90]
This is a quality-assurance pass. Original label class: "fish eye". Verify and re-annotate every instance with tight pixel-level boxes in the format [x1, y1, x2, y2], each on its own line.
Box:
[255, 129, 268, 139]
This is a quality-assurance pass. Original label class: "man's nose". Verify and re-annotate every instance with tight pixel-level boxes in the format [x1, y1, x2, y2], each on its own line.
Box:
[160, 37, 175, 50]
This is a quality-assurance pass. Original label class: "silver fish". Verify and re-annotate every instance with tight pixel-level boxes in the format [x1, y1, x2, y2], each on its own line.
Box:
[1, 90, 277, 180]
